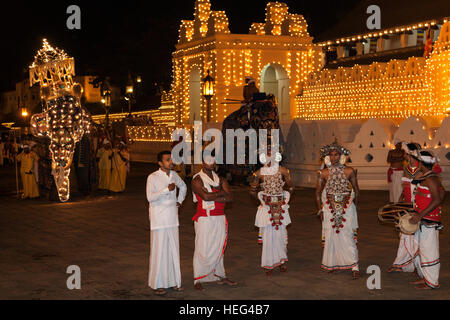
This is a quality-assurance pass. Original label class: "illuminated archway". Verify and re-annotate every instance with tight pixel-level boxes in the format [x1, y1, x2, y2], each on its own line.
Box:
[260, 63, 290, 121]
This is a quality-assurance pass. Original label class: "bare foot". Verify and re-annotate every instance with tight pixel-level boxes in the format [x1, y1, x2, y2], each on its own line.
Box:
[279, 264, 287, 272]
[194, 283, 205, 291]
[153, 288, 167, 296]
[411, 279, 425, 285]
[217, 278, 238, 286]
[415, 283, 433, 290]
[172, 286, 184, 292]
[352, 270, 360, 280]
[387, 266, 402, 273]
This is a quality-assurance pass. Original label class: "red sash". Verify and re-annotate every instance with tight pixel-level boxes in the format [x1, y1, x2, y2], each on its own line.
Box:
[192, 187, 226, 222]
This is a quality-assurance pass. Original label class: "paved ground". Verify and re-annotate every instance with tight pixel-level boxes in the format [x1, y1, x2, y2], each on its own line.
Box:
[0, 162, 449, 300]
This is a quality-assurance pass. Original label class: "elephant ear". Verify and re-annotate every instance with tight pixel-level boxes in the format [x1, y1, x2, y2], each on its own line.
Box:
[30, 112, 49, 138]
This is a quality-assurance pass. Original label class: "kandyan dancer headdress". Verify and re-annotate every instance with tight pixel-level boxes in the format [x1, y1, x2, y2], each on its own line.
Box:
[320, 140, 351, 167]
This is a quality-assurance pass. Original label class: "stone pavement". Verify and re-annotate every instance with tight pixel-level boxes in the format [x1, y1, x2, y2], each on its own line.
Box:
[0, 162, 449, 300]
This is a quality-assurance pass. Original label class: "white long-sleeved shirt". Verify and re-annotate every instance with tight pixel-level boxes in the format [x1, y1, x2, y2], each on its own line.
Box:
[146, 168, 187, 230]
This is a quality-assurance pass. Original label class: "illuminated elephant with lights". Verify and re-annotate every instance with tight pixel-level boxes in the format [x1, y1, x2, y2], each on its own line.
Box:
[31, 84, 92, 202]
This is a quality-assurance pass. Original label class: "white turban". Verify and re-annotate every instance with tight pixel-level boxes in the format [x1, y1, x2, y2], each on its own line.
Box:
[204, 155, 215, 165]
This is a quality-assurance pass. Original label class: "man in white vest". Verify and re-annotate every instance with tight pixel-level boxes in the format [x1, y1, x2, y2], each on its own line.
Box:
[147, 150, 187, 295]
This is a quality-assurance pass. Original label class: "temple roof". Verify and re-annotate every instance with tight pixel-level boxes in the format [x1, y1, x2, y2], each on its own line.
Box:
[315, 0, 450, 43]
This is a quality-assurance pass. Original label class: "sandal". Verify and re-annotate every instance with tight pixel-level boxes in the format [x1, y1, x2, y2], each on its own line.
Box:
[387, 266, 402, 273]
[172, 286, 184, 292]
[154, 288, 167, 296]
[352, 270, 360, 280]
[279, 264, 287, 272]
[194, 283, 205, 291]
[217, 278, 238, 286]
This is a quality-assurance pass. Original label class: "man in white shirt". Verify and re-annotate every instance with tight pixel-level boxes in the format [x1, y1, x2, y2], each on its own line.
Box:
[147, 150, 187, 295]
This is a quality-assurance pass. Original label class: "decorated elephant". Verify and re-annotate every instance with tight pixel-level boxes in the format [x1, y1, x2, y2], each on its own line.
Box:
[29, 39, 91, 202]
[220, 93, 281, 183]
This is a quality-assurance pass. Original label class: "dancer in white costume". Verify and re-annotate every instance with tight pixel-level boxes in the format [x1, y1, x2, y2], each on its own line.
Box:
[191, 156, 237, 291]
[147, 151, 187, 296]
[250, 149, 294, 276]
[316, 141, 361, 280]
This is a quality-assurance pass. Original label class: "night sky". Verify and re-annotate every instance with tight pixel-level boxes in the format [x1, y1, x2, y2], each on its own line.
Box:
[1, 0, 362, 93]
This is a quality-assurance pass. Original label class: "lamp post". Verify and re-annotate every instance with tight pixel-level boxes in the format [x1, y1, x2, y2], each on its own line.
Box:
[100, 78, 112, 129]
[202, 69, 215, 122]
[126, 85, 134, 115]
[101, 89, 111, 128]
[21, 107, 29, 134]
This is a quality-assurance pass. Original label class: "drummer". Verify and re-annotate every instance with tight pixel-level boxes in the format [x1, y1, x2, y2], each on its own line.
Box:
[389, 142, 422, 273]
[408, 150, 445, 289]
[389, 143, 443, 275]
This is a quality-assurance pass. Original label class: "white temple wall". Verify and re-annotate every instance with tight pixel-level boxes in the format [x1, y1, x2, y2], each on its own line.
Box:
[128, 116, 450, 190]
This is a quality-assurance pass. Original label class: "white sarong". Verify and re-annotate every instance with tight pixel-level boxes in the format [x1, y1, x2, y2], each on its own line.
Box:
[193, 215, 227, 284]
[148, 226, 181, 290]
[392, 233, 418, 272]
[255, 192, 290, 269]
[413, 223, 440, 288]
[321, 191, 359, 271]
[260, 225, 288, 269]
[389, 169, 403, 203]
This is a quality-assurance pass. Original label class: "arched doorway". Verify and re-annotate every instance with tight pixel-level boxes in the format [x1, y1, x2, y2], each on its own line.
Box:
[189, 67, 201, 123]
[260, 64, 290, 121]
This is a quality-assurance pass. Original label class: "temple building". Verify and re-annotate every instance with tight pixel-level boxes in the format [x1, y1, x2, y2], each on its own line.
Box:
[171, 1, 323, 124]
[128, 0, 450, 189]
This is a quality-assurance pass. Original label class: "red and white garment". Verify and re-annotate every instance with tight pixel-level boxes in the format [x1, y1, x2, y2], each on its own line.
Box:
[192, 170, 228, 284]
[412, 184, 442, 288]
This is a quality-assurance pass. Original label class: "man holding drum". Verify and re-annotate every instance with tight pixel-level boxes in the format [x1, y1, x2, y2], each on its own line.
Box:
[388, 142, 423, 273]
[407, 150, 445, 289]
[388, 143, 444, 285]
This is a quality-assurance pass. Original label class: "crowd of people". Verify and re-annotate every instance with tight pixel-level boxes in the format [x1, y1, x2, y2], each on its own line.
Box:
[1, 128, 131, 200]
[145, 139, 445, 295]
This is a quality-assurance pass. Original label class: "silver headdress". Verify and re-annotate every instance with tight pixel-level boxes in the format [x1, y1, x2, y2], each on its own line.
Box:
[320, 140, 351, 158]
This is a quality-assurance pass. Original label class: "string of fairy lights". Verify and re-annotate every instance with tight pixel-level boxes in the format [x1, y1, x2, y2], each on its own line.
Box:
[296, 23, 450, 121]
[131, 1, 450, 144]
[172, 0, 320, 128]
